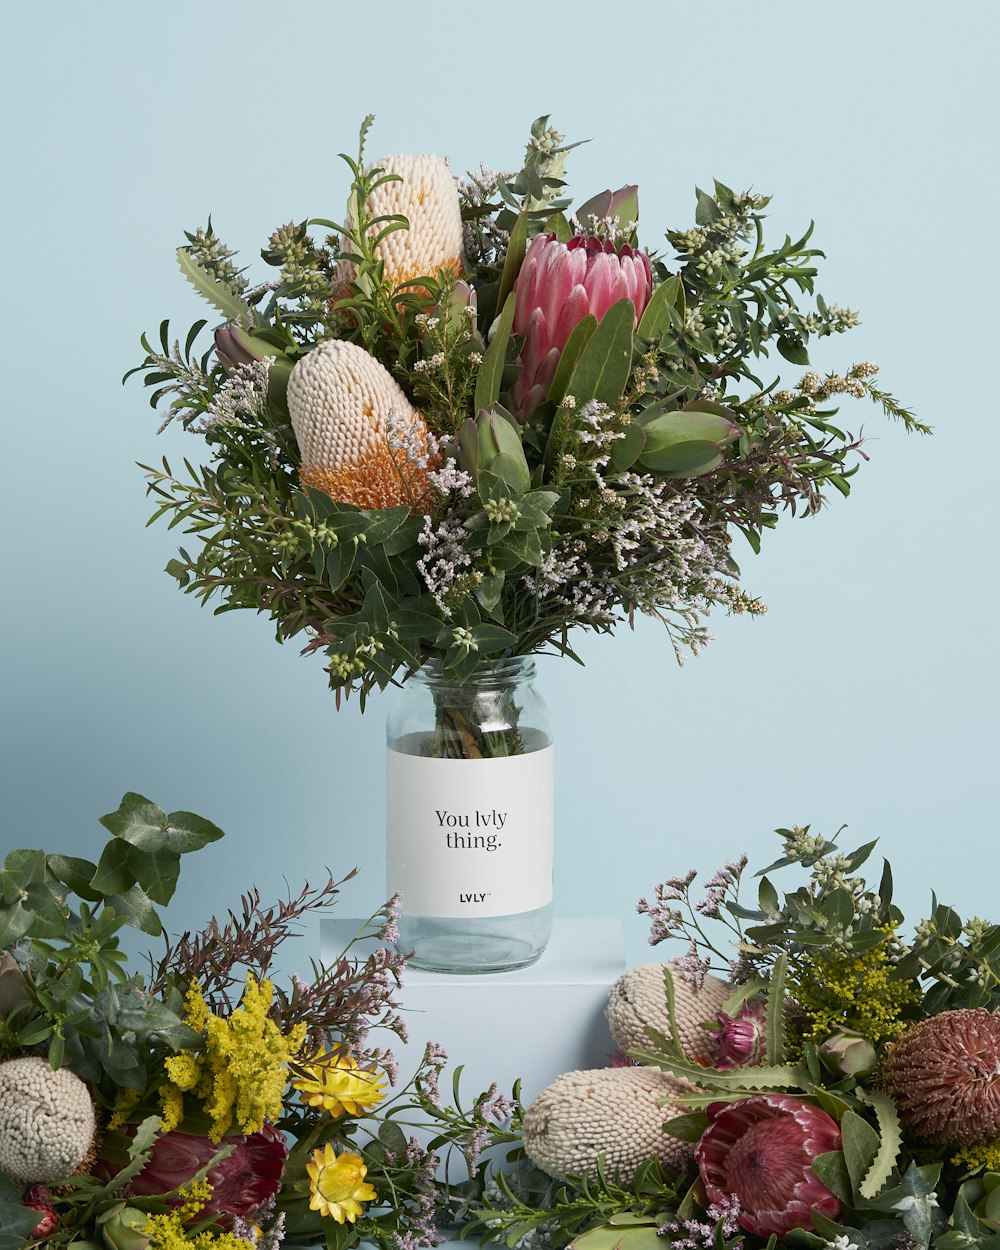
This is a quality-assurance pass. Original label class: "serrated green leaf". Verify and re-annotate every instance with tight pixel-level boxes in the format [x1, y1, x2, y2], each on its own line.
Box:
[496, 213, 529, 312]
[765, 951, 787, 1065]
[858, 1088, 903, 1200]
[176, 248, 254, 325]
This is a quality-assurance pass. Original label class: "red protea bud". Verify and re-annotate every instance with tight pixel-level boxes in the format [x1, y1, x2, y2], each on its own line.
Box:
[23, 1186, 58, 1240]
[130, 1125, 287, 1229]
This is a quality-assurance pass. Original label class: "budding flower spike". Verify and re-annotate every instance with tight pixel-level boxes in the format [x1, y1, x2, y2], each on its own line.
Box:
[287, 339, 438, 511]
[339, 152, 464, 295]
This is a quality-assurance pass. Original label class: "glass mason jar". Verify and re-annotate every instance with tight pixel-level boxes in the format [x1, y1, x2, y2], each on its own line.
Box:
[385, 657, 553, 974]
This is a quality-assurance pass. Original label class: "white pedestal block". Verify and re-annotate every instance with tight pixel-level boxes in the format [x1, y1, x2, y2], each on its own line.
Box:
[320, 918, 625, 1106]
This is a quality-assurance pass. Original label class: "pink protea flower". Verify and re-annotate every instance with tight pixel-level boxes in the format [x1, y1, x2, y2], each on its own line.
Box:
[511, 232, 653, 418]
[130, 1125, 287, 1228]
[708, 1000, 766, 1070]
[695, 1095, 842, 1237]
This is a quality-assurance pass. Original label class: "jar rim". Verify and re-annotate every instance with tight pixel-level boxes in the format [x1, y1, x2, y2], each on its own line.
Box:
[410, 656, 535, 687]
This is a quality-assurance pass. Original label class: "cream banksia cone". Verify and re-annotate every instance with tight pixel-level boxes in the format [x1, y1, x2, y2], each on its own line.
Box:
[606, 962, 732, 1062]
[880, 1009, 1000, 1145]
[522, 1066, 692, 1182]
[338, 153, 464, 294]
[287, 339, 438, 511]
[0, 1056, 97, 1184]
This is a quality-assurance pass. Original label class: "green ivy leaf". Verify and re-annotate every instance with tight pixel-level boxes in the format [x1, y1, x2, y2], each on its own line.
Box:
[99, 793, 223, 856]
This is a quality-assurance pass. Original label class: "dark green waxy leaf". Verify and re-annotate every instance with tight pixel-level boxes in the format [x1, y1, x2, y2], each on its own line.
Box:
[325, 542, 355, 593]
[777, 334, 810, 365]
[695, 188, 723, 226]
[547, 314, 597, 407]
[561, 298, 634, 410]
[46, 854, 102, 902]
[0, 880, 67, 946]
[361, 506, 411, 548]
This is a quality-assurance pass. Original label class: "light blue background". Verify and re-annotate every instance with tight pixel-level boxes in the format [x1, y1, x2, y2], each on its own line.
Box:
[1, 1, 996, 972]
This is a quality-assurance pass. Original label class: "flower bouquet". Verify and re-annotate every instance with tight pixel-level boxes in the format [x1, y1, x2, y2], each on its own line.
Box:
[471, 830, 1000, 1250]
[130, 114, 925, 708]
[0, 794, 519, 1250]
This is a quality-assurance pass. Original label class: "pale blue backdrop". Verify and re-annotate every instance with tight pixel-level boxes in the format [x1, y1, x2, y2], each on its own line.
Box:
[1, 1, 996, 970]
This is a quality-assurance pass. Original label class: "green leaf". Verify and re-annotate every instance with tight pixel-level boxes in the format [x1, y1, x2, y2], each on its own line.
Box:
[46, 854, 102, 902]
[662, 1110, 709, 1142]
[662, 964, 684, 1057]
[496, 213, 529, 312]
[129, 1115, 163, 1159]
[542, 211, 573, 243]
[841, 1108, 880, 1200]
[91, 840, 136, 897]
[547, 314, 598, 406]
[811, 1151, 852, 1204]
[777, 334, 810, 365]
[0, 1205, 42, 1239]
[474, 293, 517, 414]
[106, 884, 162, 936]
[123, 846, 181, 907]
[617, 1229, 665, 1250]
[637, 276, 683, 340]
[471, 625, 517, 655]
[561, 298, 634, 409]
[176, 247, 254, 325]
[609, 420, 644, 472]
[99, 793, 224, 856]
[765, 951, 787, 1065]
[857, 1088, 903, 1200]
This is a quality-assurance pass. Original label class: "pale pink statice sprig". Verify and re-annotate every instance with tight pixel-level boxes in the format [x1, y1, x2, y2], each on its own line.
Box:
[638, 856, 752, 977]
[455, 164, 513, 268]
[659, 1194, 742, 1250]
[461, 1083, 517, 1177]
[416, 1041, 449, 1108]
[378, 891, 402, 946]
[190, 359, 274, 436]
[231, 1198, 285, 1250]
[391, 1137, 445, 1250]
[417, 515, 474, 616]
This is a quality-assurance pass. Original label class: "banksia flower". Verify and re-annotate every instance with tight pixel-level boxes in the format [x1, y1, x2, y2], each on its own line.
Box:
[130, 1124, 287, 1229]
[605, 962, 731, 1063]
[511, 232, 653, 418]
[339, 153, 464, 294]
[522, 1066, 692, 1182]
[695, 1095, 842, 1237]
[880, 1009, 1000, 1145]
[0, 1056, 97, 1184]
[287, 339, 438, 511]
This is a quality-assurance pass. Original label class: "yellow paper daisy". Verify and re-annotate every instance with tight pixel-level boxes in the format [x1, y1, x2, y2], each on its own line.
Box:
[292, 1049, 387, 1118]
[307, 1144, 376, 1224]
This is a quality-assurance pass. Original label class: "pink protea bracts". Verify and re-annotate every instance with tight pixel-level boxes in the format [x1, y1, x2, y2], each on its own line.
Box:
[708, 999, 766, 1070]
[880, 1009, 1000, 1145]
[130, 1124, 287, 1229]
[511, 232, 653, 418]
[695, 1095, 842, 1237]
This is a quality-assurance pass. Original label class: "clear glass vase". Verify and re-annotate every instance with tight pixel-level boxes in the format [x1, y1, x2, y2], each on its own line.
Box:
[385, 657, 553, 973]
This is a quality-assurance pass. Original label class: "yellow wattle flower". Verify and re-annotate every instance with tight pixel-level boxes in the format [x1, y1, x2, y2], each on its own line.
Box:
[287, 339, 438, 512]
[292, 1049, 387, 1118]
[158, 974, 307, 1141]
[307, 1144, 376, 1224]
[340, 152, 464, 294]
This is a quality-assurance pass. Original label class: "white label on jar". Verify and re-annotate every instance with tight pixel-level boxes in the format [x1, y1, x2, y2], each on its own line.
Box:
[386, 745, 554, 918]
